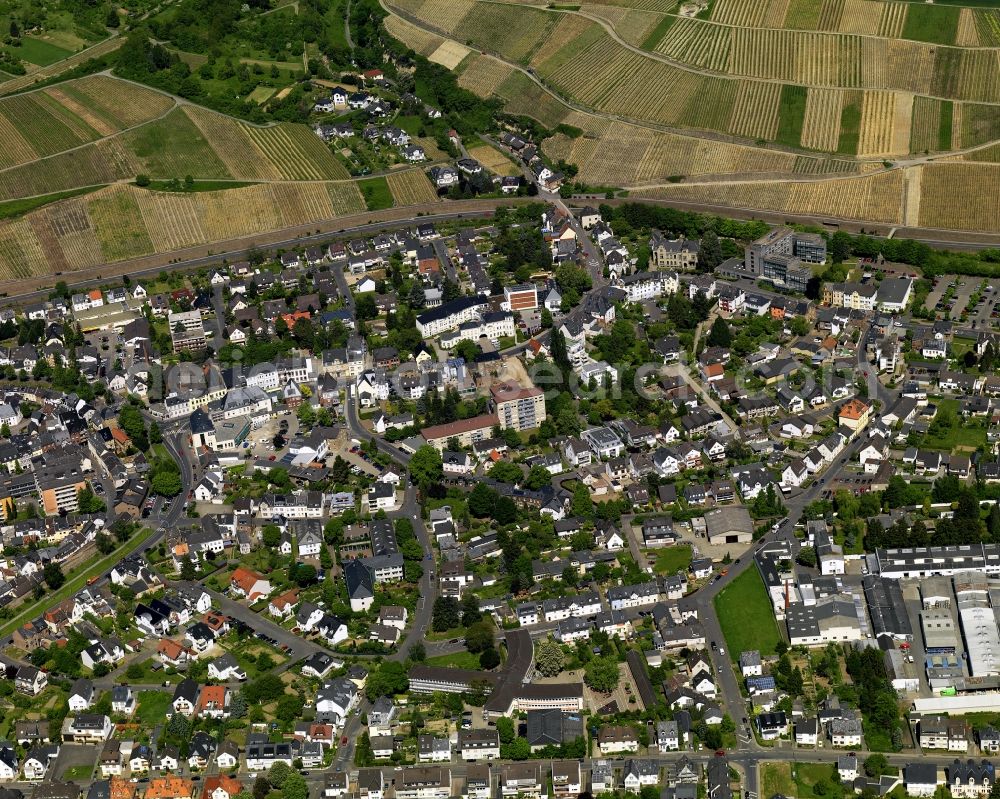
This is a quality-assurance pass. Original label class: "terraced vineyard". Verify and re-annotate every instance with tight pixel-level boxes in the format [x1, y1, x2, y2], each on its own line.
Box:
[386, 169, 441, 205]
[0, 182, 368, 277]
[633, 169, 907, 224]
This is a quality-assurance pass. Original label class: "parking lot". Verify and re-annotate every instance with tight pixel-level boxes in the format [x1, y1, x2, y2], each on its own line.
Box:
[248, 412, 299, 461]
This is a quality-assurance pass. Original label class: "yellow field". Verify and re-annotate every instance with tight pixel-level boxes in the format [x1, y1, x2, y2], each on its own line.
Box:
[456, 54, 514, 96]
[909, 96, 943, 153]
[655, 17, 731, 72]
[0, 180, 367, 278]
[918, 162, 1000, 231]
[384, 13, 445, 54]
[428, 40, 470, 69]
[386, 169, 440, 204]
[580, 5, 662, 45]
[64, 75, 174, 128]
[633, 170, 905, 224]
[87, 184, 156, 262]
[451, 2, 557, 62]
[540, 118, 836, 186]
[0, 37, 124, 97]
[530, 15, 593, 68]
[801, 88, 843, 151]
[467, 144, 520, 176]
[857, 90, 896, 155]
[728, 80, 781, 141]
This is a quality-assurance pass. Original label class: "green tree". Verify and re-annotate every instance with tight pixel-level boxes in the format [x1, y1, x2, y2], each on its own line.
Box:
[488, 461, 522, 483]
[796, 546, 817, 568]
[180, 556, 197, 580]
[432, 596, 461, 632]
[292, 563, 317, 586]
[479, 647, 500, 669]
[409, 445, 443, 488]
[698, 229, 723, 271]
[707, 316, 732, 347]
[262, 525, 282, 548]
[864, 754, 888, 779]
[365, 661, 409, 701]
[790, 316, 811, 336]
[43, 562, 65, 590]
[571, 482, 593, 519]
[535, 638, 565, 677]
[267, 762, 292, 788]
[584, 655, 620, 693]
[523, 465, 552, 490]
[276, 694, 304, 723]
[282, 774, 308, 799]
[468, 483, 498, 517]
[496, 716, 515, 744]
[465, 620, 495, 653]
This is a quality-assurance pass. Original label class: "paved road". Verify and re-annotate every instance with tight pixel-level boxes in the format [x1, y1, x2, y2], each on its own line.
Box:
[192, 582, 324, 661]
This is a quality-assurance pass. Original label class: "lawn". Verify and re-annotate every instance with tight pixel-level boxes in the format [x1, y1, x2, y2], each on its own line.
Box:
[63, 765, 94, 780]
[650, 544, 692, 575]
[358, 176, 394, 211]
[919, 398, 987, 451]
[760, 763, 796, 798]
[424, 650, 481, 669]
[713, 566, 783, 659]
[793, 762, 839, 795]
[135, 690, 173, 724]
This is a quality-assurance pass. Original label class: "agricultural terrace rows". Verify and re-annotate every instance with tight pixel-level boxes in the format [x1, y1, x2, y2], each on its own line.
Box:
[0, 182, 367, 277]
[403, 0, 1000, 157]
[384, 14, 446, 55]
[393, 0, 558, 63]
[578, 5, 661, 47]
[918, 163, 1000, 232]
[184, 107, 350, 181]
[0, 37, 125, 96]
[0, 75, 174, 170]
[633, 169, 905, 224]
[493, 72, 568, 129]
[710, 0, 901, 39]
[456, 55, 514, 96]
[541, 117, 865, 186]
[642, 16, 943, 94]
[386, 170, 440, 205]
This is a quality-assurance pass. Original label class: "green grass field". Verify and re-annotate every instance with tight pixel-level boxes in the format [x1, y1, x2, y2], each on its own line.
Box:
[358, 176, 394, 211]
[424, 650, 482, 669]
[122, 109, 232, 179]
[838, 101, 862, 155]
[713, 566, 783, 658]
[939, 101, 954, 151]
[0, 187, 97, 220]
[793, 762, 839, 795]
[135, 690, 173, 724]
[760, 763, 796, 798]
[776, 85, 807, 148]
[16, 37, 74, 66]
[902, 4, 960, 44]
[650, 544, 692, 575]
[640, 14, 675, 50]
